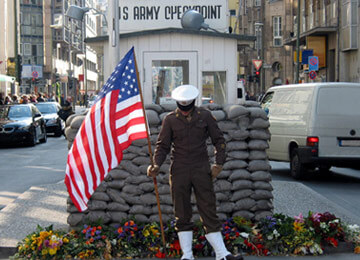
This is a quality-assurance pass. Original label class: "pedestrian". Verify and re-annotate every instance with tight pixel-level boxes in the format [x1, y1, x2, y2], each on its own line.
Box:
[36, 93, 45, 102]
[21, 95, 30, 104]
[147, 85, 243, 260]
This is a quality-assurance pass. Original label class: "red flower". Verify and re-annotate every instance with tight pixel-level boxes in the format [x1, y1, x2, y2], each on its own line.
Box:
[101, 235, 106, 239]
[97, 226, 102, 230]
[328, 237, 338, 247]
[256, 244, 263, 249]
[199, 235, 206, 241]
[155, 250, 166, 258]
[82, 229, 86, 234]
[195, 244, 204, 251]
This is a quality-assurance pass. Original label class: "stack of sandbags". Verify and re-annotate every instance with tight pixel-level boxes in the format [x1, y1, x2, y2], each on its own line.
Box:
[65, 102, 273, 227]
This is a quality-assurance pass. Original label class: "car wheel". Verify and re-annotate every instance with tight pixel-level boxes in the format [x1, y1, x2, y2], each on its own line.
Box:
[290, 149, 308, 179]
[28, 130, 37, 147]
[40, 126, 47, 143]
[54, 122, 63, 137]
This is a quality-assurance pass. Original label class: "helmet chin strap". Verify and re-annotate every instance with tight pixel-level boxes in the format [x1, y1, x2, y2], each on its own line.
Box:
[177, 100, 195, 112]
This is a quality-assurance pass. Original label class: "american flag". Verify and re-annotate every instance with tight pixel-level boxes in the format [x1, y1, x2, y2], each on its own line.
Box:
[65, 47, 147, 212]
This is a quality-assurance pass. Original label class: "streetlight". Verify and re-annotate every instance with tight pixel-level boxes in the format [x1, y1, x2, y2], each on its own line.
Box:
[65, 5, 108, 107]
[181, 9, 221, 33]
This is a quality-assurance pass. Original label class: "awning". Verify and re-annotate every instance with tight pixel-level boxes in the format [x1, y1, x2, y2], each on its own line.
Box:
[0, 74, 15, 83]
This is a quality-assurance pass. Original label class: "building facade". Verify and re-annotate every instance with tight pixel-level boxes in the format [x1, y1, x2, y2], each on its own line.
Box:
[0, 0, 17, 95]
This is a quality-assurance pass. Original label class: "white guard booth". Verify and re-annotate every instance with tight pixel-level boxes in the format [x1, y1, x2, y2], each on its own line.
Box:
[86, 0, 254, 105]
[88, 28, 254, 106]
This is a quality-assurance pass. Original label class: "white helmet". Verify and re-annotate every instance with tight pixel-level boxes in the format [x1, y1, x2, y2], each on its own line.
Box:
[171, 84, 199, 106]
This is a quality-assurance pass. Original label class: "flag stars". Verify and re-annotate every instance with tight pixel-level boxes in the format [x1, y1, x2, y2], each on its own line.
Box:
[121, 88, 125, 92]
[130, 84, 133, 89]
[122, 72, 126, 76]
[127, 75, 131, 79]
[125, 66, 129, 70]
[128, 59, 132, 64]
[124, 81, 128, 86]
[130, 69, 134, 73]
[132, 79, 136, 83]
[127, 90, 131, 95]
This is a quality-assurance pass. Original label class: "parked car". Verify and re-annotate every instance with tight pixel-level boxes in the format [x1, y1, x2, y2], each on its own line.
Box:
[260, 82, 360, 179]
[0, 104, 47, 146]
[35, 102, 65, 137]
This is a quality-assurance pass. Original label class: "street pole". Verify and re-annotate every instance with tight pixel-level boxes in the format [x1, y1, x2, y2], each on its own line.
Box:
[108, 0, 119, 76]
[67, 21, 74, 108]
[83, 18, 88, 106]
[295, 0, 301, 83]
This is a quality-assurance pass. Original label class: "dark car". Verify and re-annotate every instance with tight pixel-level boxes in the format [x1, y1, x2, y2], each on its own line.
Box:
[0, 104, 47, 146]
[35, 102, 64, 137]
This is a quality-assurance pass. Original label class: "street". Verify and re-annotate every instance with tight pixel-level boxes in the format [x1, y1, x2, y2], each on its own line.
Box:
[1, 136, 360, 222]
[270, 161, 360, 222]
[0, 136, 68, 209]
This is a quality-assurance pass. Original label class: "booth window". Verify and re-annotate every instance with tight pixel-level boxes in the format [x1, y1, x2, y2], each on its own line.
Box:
[202, 72, 226, 105]
[152, 60, 189, 104]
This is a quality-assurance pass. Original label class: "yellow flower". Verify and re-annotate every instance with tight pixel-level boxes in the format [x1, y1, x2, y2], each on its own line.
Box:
[41, 248, 48, 255]
[294, 222, 304, 232]
[143, 230, 150, 237]
[49, 248, 57, 255]
[63, 237, 69, 243]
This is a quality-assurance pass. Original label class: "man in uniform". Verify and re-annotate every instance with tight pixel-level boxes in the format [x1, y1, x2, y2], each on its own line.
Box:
[147, 85, 243, 260]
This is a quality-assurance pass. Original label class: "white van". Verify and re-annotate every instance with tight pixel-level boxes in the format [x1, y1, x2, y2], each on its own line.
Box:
[260, 82, 360, 179]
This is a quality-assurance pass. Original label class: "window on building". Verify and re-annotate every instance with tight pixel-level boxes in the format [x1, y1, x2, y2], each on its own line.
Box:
[229, 9, 236, 16]
[254, 0, 261, 7]
[24, 43, 31, 55]
[202, 72, 226, 105]
[273, 16, 282, 47]
[151, 60, 189, 104]
[23, 13, 31, 25]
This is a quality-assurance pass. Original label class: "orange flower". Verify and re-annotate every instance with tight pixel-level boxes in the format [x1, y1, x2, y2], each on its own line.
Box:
[89, 238, 94, 243]
[97, 226, 102, 230]
[354, 246, 360, 254]
[117, 227, 123, 234]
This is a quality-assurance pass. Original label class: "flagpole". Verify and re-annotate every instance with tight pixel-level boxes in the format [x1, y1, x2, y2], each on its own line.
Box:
[133, 49, 167, 256]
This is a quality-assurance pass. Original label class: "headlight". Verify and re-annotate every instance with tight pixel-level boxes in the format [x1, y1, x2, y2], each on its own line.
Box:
[47, 119, 57, 124]
[19, 125, 31, 130]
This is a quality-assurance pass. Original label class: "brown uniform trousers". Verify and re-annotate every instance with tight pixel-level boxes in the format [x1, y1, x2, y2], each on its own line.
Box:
[153, 106, 226, 233]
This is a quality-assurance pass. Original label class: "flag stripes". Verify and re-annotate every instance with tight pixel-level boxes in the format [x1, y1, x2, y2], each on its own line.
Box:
[65, 47, 147, 211]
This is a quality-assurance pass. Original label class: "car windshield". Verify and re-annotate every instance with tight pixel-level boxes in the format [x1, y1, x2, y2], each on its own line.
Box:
[8, 106, 32, 118]
[36, 104, 57, 114]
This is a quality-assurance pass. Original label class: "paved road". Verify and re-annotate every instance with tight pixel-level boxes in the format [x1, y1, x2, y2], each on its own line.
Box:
[270, 161, 360, 222]
[0, 136, 68, 209]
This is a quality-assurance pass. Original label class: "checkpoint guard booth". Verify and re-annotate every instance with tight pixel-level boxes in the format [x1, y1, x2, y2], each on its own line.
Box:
[86, 0, 255, 106]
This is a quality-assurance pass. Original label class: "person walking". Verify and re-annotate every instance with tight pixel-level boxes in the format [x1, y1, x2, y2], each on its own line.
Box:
[147, 85, 243, 260]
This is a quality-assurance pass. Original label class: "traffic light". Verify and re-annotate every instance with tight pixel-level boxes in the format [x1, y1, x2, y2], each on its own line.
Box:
[254, 70, 260, 83]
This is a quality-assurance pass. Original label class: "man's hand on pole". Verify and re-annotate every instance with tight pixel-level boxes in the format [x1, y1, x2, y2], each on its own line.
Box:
[211, 164, 223, 179]
[147, 165, 160, 178]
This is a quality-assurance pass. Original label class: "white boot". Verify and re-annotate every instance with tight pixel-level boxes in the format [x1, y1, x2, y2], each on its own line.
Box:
[178, 231, 194, 260]
[205, 232, 231, 260]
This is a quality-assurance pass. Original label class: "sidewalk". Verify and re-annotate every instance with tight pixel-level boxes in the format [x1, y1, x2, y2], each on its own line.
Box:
[0, 180, 359, 259]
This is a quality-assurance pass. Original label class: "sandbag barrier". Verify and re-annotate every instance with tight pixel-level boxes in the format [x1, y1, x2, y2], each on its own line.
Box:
[64, 101, 273, 227]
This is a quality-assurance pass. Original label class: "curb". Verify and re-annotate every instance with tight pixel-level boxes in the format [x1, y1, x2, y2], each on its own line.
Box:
[0, 247, 16, 259]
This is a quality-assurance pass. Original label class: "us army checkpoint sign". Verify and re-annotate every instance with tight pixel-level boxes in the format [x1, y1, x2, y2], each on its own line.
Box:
[118, 0, 228, 33]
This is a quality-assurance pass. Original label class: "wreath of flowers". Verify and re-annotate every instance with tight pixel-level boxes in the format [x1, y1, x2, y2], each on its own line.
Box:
[14, 212, 360, 259]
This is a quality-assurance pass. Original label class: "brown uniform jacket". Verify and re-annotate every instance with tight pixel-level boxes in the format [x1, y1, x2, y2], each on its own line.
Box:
[154, 106, 226, 166]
